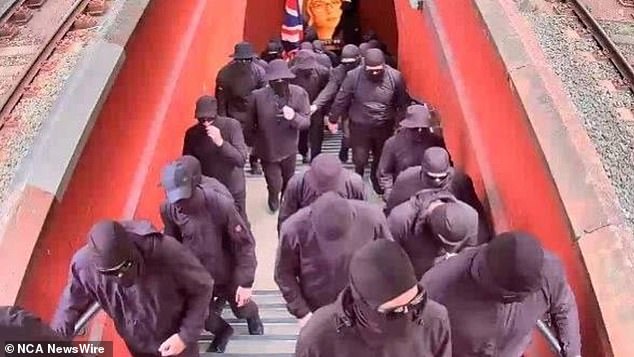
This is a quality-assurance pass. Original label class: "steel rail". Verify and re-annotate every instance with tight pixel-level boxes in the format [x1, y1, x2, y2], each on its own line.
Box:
[0, 0, 91, 127]
[567, 0, 634, 92]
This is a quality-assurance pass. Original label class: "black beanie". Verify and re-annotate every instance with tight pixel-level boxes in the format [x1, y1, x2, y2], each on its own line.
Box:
[88, 220, 134, 270]
[349, 240, 418, 308]
[485, 231, 545, 293]
[364, 48, 385, 67]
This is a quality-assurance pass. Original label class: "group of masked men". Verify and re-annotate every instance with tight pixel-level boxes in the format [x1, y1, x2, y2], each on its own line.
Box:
[0, 37, 582, 357]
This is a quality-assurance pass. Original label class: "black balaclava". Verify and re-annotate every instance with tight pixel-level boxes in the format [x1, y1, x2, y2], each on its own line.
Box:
[310, 192, 354, 240]
[471, 231, 545, 303]
[421, 147, 451, 188]
[179, 155, 203, 185]
[89, 220, 142, 288]
[348, 240, 420, 343]
[265, 40, 284, 60]
[364, 48, 386, 82]
[428, 202, 478, 252]
[270, 79, 290, 99]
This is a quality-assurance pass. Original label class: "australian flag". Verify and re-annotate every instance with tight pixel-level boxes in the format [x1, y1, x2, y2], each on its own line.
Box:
[281, 0, 303, 55]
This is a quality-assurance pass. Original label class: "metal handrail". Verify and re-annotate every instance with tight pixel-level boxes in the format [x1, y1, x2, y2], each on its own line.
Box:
[73, 302, 101, 337]
[538, 319, 564, 356]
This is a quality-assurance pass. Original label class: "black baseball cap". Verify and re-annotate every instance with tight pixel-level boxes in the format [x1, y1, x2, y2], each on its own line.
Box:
[161, 161, 194, 203]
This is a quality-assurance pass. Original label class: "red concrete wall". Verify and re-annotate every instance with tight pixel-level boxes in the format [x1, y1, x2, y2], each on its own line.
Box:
[244, 0, 285, 52]
[16, 1, 247, 356]
[393, 0, 609, 355]
[358, 0, 399, 55]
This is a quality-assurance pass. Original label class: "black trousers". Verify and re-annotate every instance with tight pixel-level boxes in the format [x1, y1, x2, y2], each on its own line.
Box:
[298, 113, 325, 160]
[205, 285, 259, 336]
[262, 155, 297, 198]
[350, 125, 393, 193]
[232, 190, 249, 227]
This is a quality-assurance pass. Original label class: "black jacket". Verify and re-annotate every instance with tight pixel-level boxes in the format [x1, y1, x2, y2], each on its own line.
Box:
[182, 116, 248, 195]
[215, 61, 266, 125]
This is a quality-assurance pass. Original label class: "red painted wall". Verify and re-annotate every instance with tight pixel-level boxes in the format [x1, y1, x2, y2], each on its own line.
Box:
[16, 1, 247, 356]
[244, 0, 285, 52]
[393, 0, 609, 355]
[358, 0, 399, 55]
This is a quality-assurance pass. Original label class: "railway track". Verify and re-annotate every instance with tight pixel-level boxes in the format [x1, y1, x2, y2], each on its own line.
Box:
[552, 0, 634, 92]
[0, 0, 105, 128]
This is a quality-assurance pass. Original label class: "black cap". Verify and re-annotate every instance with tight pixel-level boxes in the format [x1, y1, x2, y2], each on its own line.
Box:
[88, 220, 133, 271]
[349, 240, 418, 308]
[422, 147, 451, 175]
[195, 95, 218, 119]
[428, 202, 478, 246]
[161, 161, 194, 203]
[341, 44, 360, 63]
[177, 155, 202, 185]
[300, 42, 313, 51]
[231, 41, 256, 59]
[364, 48, 385, 67]
[292, 49, 318, 70]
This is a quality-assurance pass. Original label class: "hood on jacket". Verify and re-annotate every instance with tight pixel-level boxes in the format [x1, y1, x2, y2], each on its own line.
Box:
[306, 154, 345, 193]
[349, 240, 418, 309]
[471, 231, 545, 302]
[310, 192, 354, 240]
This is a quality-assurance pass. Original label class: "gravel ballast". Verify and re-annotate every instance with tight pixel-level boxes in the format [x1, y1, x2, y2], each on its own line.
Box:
[515, 3, 634, 228]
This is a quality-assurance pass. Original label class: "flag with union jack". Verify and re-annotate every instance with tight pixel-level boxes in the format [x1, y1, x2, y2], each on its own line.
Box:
[281, 0, 303, 55]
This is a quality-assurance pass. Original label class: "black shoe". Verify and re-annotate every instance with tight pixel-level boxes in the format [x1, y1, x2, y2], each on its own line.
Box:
[338, 148, 349, 163]
[250, 161, 262, 175]
[268, 194, 280, 212]
[247, 316, 264, 335]
[302, 155, 309, 164]
[209, 325, 234, 353]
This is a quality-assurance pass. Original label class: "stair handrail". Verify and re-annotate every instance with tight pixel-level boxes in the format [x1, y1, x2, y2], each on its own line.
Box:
[537, 319, 564, 356]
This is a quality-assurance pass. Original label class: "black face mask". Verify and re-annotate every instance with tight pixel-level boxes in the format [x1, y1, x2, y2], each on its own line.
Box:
[350, 285, 425, 343]
[297, 68, 313, 77]
[342, 62, 358, 72]
[270, 79, 290, 98]
[197, 117, 215, 126]
[365, 68, 385, 82]
[174, 187, 204, 214]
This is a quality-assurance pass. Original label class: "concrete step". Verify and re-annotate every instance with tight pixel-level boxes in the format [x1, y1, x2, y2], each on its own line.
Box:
[202, 290, 299, 355]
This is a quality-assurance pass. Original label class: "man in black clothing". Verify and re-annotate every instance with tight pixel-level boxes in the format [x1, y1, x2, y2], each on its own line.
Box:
[275, 192, 391, 327]
[183, 96, 249, 224]
[328, 48, 410, 194]
[290, 49, 330, 162]
[312, 44, 361, 163]
[385, 146, 492, 243]
[245, 59, 311, 212]
[160, 161, 263, 353]
[216, 41, 266, 175]
[377, 104, 446, 200]
[261, 39, 284, 63]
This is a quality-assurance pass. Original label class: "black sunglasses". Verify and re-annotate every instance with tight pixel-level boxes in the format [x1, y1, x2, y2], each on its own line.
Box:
[99, 260, 133, 277]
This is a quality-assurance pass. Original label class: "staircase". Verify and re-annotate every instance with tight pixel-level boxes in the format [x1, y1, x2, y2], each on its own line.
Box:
[201, 290, 297, 356]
